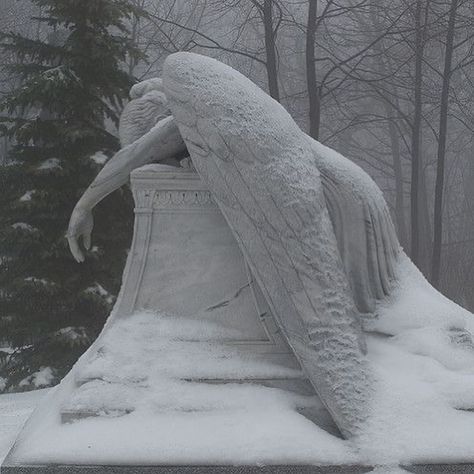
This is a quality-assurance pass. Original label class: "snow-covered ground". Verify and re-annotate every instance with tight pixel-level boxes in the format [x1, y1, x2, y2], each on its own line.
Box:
[5, 314, 360, 466]
[0, 389, 49, 464]
[3, 257, 474, 469]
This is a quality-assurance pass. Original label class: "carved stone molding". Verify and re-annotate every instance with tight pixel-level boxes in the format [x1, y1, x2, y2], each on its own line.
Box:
[131, 164, 217, 211]
[153, 189, 217, 210]
[132, 188, 155, 210]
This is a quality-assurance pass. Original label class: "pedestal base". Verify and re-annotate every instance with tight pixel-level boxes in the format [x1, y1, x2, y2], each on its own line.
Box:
[2, 463, 474, 474]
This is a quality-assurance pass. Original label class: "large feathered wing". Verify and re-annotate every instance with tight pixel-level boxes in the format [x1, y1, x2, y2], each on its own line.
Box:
[163, 52, 373, 438]
[315, 141, 401, 314]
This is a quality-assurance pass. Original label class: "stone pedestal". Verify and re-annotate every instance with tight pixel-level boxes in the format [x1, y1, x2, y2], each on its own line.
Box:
[58, 164, 337, 432]
[117, 164, 290, 347]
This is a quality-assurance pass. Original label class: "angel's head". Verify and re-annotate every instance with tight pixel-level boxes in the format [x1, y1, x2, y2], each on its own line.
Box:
[119, 78, 170, 147]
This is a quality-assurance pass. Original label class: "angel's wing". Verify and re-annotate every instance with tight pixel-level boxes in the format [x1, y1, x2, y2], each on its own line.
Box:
[315, 141, 401, 315]
[164, 52, 373, 438]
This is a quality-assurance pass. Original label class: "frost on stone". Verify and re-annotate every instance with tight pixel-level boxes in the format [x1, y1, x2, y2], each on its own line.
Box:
[163, 52, 373, 438]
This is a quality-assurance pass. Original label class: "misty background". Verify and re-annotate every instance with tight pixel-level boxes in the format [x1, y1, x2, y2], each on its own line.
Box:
[0, 0, 473, 390]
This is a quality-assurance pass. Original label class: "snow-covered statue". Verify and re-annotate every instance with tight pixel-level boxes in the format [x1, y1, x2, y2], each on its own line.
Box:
[67, 53, 474, 441]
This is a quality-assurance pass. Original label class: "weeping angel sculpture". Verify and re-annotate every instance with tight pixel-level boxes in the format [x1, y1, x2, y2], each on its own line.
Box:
[67, 52, 473, 439]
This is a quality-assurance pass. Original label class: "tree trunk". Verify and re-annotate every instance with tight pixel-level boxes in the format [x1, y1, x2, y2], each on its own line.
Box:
[431, 0, 459, 286]
[368, 3, 407, 246]
[410, 0, 425, 268]
[263, 0, 280, 102]
[385, 108, 407, 246]
[306, 0, 321, 139]
[420, 167, 433, 272]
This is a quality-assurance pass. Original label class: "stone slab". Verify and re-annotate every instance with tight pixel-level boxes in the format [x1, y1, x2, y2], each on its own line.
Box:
[0, 464, 373, 474]
[3, 464, 474, 473]
[407, 466, 474, 473]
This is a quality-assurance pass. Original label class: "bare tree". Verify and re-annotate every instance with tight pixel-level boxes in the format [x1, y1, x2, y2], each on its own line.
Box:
[409, 0, 429, 267]
[431, 0, 472, 285]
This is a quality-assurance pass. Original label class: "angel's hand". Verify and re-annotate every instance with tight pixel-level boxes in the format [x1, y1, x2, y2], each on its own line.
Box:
[67, 206, 94, 263]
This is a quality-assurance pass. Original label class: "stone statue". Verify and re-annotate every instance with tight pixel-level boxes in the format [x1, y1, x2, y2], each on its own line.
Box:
[65, 52, 464, 440]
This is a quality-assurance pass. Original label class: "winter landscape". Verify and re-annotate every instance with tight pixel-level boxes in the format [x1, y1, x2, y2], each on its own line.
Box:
[1, 1, 474, 473]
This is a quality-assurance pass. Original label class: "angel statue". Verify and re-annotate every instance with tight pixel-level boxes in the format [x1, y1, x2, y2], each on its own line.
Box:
[67, 52, 474, 440]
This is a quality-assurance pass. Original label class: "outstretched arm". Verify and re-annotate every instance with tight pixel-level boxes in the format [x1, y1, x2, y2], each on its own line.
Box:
[67, 115, 186, 262]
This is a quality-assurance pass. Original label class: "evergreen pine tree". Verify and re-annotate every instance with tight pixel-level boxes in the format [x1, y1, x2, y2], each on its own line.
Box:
[0, 0, 144, 390]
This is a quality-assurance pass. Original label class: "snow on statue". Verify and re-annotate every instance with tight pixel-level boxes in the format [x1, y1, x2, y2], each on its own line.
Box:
[67, 53, 474, 441]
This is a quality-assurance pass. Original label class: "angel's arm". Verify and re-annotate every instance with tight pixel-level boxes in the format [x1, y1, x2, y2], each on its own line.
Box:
[67, 116, 186, 262]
